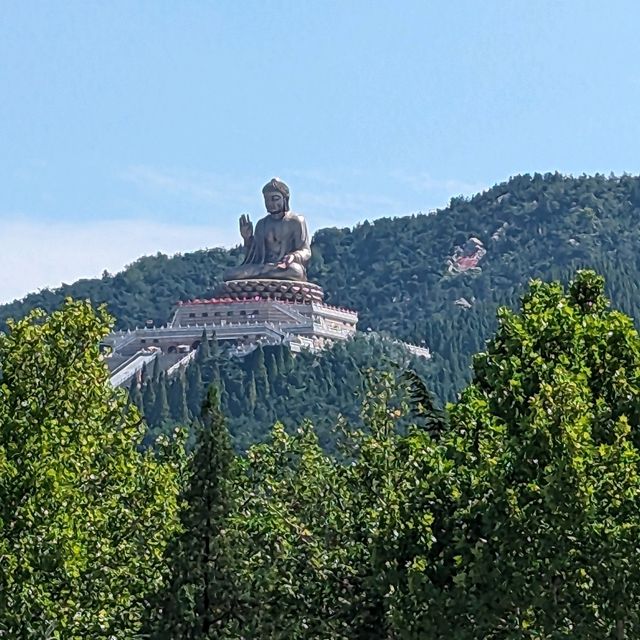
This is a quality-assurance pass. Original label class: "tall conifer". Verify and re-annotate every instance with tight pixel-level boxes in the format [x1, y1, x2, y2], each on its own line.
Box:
[282, 345, 294, 373]
[274, 345, 285, 377]
[171, 372, 190, 424]
[187, 363, 204, 417]
[208, 331, 221, 385]
[128, 374, 143, 410]
[151, 386, 238, 639]
[143, 379, 157, 424]
[154, 373, 171, 426]
[246, 371, 257, 410]
[253, 345, 269, 398]
[152, 353, 162, 382]
[197, 329, 210, 363]
[265, 351, 278, 394]
[209, 330, 219, 359]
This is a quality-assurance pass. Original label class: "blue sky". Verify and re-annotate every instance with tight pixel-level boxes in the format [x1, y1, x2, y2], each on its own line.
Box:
[2, 1, 640, 302]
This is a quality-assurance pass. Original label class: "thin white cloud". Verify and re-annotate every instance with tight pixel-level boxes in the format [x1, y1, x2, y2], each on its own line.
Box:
[0, 217, 238, 305]
[123, 165, 257, 207]
[121, 165, 481, 227]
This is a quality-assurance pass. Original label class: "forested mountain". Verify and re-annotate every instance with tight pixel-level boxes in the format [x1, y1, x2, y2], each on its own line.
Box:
[4, 172, 640, 404]
[7, 189, 640, 635]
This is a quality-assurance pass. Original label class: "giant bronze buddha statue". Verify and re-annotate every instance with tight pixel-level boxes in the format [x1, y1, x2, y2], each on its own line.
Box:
[223, 178, 311, 282]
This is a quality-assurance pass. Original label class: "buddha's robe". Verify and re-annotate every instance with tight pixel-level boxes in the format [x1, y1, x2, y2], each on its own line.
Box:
[223, 211, 311, 282]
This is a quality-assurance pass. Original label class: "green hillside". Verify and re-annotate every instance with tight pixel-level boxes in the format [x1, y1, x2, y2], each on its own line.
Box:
[4, 172, 640, 406]
[137, 333, 433, 452]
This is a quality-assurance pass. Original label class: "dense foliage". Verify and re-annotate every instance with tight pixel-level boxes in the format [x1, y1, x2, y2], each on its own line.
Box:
[4, 271, 640, 637]
[0, 301, 183, 639]
[148, 271, 640, 638]
[135, 333, 432, 451]
[5, 173, 640, 401]
[380, 270, 640, 637]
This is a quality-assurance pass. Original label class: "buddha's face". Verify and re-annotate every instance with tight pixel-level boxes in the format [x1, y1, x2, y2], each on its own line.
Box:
[264, 191, 286, 216]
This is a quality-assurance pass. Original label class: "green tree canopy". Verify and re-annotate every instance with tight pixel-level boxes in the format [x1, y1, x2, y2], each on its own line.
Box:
[0, 300, 183, 639]
[387, 271, 640, 637]
[205, 271, 640, 638]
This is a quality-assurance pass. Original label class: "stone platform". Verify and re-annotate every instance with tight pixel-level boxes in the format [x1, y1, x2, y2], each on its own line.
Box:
[215, 279, 324, 304]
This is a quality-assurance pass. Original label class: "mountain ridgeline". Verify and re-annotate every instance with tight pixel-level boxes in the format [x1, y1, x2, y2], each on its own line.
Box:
[3, 172, 640, 409]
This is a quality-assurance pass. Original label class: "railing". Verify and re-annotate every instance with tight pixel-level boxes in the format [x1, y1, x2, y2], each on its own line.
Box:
[110, 352, 157, 388]
[399, 342, 431, 359]
[110, 351, 147, 376]
[271, 302, 311, 324]
[165, 349, 197, 377]
[310, 302, 359, 322]
[105, 314, 352, 356]
[311, 324, 355, 340]
[106, 331, 138, 351]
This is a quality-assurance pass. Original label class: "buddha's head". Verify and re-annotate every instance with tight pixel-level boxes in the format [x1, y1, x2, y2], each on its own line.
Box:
[262, 178, 290, 217]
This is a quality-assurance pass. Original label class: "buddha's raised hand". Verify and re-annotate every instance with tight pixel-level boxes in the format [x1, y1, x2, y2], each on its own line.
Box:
[239, 214, 253, 241]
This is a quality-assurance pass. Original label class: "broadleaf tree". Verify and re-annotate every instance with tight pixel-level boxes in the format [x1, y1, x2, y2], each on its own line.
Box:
[387, 271, 640, 638]
[0, 299, 183, 639]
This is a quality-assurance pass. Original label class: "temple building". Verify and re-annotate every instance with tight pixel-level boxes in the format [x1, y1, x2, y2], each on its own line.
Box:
[103, 178, 429, 387]
[104, 289, 360, 387]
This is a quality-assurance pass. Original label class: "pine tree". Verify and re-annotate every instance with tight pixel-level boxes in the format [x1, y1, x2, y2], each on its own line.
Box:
[281, 345, 294, 374]
[208, 331, 221, 386]
[152, 353, 162, 382]
[128, 374, 143, 410]
[187, 363, 204, 417]
[209, 330, 219, 359]
[168, 377, 178, 417]
[143, 379, 157, 424]
[197, 328, 210, 363]
[246, 371, 257, 410]
[265, 351, 278, 394]
[274, 345, 285, 377]
[171, 372, 191, 424]
[253, 345, 269, 398]
[150, 386, 238, 639]
[154, 373, 171, 426]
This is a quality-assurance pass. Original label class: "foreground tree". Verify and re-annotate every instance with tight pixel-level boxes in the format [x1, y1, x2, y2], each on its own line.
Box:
[150, 386, 239, 639]
[0, 300, 183, 639]
[228, 373, 413, 639]
[388, 271, 640, 638]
